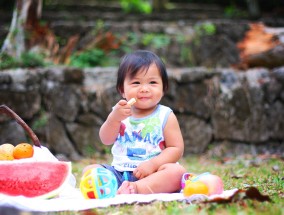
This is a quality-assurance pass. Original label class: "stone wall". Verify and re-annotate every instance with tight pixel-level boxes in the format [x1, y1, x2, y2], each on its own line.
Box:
[0, 66, 283, 160]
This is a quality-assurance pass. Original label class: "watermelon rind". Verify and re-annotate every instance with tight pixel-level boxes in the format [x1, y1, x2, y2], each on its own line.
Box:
[0, 161, 72, 199]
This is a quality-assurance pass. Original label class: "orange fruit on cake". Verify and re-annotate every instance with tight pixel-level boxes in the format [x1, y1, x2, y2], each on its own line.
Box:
[13, 143, 34, 159]
[183, 181, 209, 197]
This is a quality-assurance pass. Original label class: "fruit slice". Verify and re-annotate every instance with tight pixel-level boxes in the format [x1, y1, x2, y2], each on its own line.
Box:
[0, 161, 71, 198]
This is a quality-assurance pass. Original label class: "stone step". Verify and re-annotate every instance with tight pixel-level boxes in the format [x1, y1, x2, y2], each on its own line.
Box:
[42, 2, 224, 22]
[40, 2, 225, 37]
[44, 1, 223, 13]
[0, 1, 224, 45]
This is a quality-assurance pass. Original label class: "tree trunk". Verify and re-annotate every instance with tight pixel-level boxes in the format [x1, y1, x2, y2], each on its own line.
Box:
[1, 0, 42, 58]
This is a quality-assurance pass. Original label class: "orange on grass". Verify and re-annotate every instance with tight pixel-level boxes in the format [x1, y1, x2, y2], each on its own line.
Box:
[13, 143, 34, 159]
[183, 181, 209, 197]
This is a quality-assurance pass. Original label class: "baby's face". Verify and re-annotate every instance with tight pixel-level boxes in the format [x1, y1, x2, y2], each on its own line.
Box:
[123, 64, 164, 111]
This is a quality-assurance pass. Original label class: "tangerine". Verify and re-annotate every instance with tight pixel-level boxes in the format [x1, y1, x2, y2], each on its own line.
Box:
[13, 143, 34, 159]
[0, 150, 14, 161]
[183, 181, 209, 197]
[0, 143, 14, 156]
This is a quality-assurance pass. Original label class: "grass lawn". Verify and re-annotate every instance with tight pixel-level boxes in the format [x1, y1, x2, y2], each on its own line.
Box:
[58, 154, 283, 215]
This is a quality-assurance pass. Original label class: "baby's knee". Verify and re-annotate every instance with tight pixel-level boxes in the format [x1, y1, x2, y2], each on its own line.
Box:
[166, 164, 186, 188]
[161, 163, 186, 176]
[172, 163, 186, 176]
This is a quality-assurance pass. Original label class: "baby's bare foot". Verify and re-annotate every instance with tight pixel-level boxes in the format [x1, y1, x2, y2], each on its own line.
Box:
[117, 181, 137, 194]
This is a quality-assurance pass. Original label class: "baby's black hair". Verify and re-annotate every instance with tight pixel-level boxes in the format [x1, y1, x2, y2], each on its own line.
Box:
[116, 50, 168, 94]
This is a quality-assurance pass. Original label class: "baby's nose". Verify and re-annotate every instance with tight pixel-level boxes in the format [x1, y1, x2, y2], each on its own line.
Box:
[140, 84, 149, 92]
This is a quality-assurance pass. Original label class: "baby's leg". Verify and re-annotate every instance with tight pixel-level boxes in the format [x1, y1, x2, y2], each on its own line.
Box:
[134, 163, 186, 194]
[117, 163, 186, 194]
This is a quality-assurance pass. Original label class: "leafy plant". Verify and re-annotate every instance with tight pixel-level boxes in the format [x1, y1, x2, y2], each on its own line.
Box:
[192, 22, 217, 48]
[69, 48, 120, 68]
[194, 22, 216, 36]
[224, 5, 248, 18]
[142, 33, 171, 49]
[120, 0, 152, 14]
[0, 52, 20, 70]
[69, 49, 106, 68]
[32, 110, 48, 130]
[20, 52, 46, 68]
[0, 51, 46, 70]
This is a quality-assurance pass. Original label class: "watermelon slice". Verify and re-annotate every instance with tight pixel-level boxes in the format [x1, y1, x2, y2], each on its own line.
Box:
[0, 161, 71, 199]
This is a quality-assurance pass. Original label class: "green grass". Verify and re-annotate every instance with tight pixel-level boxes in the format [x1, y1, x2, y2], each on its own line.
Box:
[57, 154, 283, 215]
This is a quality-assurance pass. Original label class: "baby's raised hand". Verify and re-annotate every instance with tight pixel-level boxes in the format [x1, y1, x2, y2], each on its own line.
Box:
[109, 99, 134, 122]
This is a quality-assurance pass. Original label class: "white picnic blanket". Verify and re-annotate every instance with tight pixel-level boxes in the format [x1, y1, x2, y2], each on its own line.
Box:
[0, 146, 239, 212]
[0, 187, 239, 212]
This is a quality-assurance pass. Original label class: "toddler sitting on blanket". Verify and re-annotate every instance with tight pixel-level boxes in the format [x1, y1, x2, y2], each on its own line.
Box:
[83, 50, 186, 194]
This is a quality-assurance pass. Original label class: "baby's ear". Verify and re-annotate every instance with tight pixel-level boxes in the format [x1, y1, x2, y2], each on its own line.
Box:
[121, 91, 125, 98]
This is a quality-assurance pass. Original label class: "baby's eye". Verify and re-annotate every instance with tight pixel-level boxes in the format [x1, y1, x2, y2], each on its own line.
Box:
[149, 81, 157, 84]
[132, 81, 140, 85]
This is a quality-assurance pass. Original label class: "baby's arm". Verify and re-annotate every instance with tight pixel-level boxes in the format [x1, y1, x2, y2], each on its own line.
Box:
[133, 112, 184, 178]
[159, 112, 184, 162]
[99, 99, 134, 145]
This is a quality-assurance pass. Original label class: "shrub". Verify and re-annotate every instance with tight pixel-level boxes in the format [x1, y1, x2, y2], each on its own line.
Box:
[0, 53, 20, 70]
[120, 0, 152, 14]
[0, 52, 46, 70]
[69, 49, 107, 68]
[20, 52, 46, 68]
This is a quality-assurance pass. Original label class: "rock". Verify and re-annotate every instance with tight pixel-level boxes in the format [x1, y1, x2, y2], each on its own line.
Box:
[0, 121, 28, 145]
[66, 122, 102, 156]
[46, 114, 81, 161]
[178, 115, 212, 154]
[1, 66, 283, 159]
[212, 69, 270, 142]
[43, 85, 80, 122]
[0, 69, 41, 120]
[267, 101, 284, 139]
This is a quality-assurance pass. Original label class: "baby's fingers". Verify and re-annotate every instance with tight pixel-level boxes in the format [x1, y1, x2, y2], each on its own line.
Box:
[116, 99, 128, 107]
[133, 169, 143, 179]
